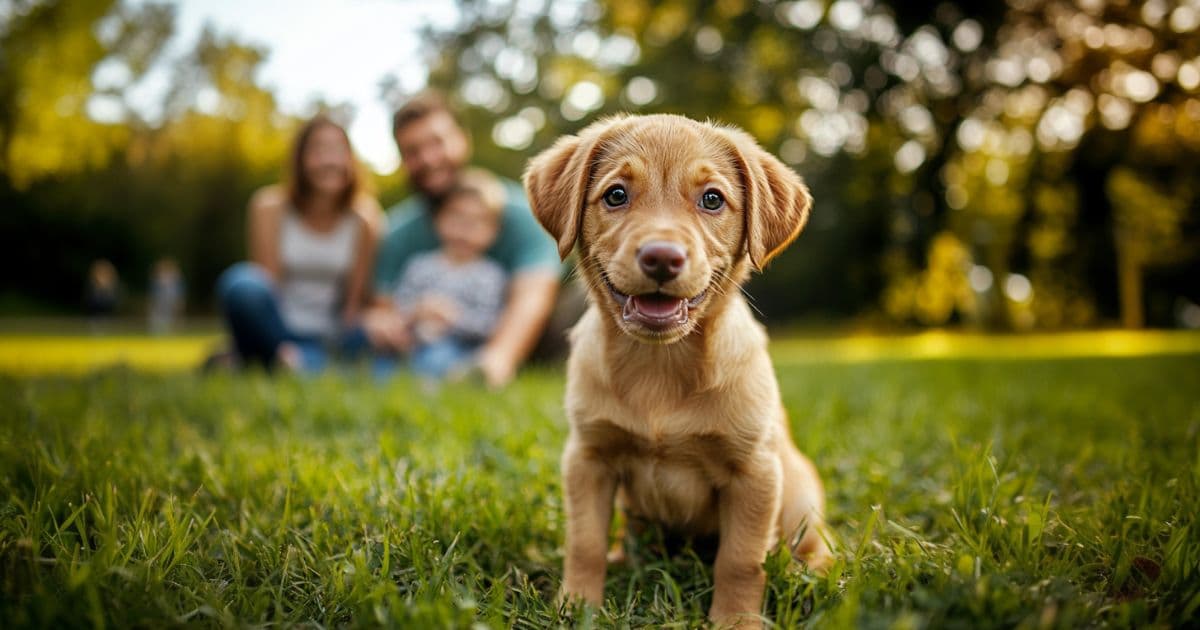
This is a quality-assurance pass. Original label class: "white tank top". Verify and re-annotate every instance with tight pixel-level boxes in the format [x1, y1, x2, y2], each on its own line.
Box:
[278, 210, 359, 339]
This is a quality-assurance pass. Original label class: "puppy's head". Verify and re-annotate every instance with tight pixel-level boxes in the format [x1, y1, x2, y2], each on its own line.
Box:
[524, 114, 811, 344]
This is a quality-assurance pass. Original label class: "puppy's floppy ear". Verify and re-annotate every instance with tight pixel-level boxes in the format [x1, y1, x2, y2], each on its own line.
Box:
[523, 117, 625, 260]
[721, 127, 813, 271]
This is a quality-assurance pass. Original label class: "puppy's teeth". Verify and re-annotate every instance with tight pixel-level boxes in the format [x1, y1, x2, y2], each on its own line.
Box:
[676, 302, 689, 324]
[622, 296, 637, 321]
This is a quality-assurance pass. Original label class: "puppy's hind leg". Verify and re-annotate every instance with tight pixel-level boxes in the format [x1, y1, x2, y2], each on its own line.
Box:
[606, 495, 653, 567]
[606, 503, 630, 565]
[779, 447, 833, 573]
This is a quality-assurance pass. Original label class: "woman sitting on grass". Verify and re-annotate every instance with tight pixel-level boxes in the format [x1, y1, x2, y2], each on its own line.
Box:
[215, 114, 382, 372]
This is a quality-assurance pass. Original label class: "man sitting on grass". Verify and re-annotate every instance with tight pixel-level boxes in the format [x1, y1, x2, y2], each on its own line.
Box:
[377, 169, 509, 382]
[364, 91, 561, 387]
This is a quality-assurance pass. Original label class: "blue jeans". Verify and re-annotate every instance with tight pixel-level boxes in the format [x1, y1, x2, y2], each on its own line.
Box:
[217, 262, 367, 372]
[372, 337, 478, 380]
[412, 337, 477, 379]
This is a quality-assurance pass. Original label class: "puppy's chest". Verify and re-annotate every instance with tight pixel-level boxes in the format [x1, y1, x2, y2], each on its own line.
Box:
[576, 416, 749, 484]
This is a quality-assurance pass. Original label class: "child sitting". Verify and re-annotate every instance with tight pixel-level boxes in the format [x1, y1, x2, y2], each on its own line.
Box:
[391, 168, 508, 379]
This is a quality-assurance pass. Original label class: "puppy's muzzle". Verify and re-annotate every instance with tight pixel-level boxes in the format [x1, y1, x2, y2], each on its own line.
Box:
[637, 241, 687, 283]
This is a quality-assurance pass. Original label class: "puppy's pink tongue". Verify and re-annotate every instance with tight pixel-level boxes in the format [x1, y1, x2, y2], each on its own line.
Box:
[628, 293, 687, 321]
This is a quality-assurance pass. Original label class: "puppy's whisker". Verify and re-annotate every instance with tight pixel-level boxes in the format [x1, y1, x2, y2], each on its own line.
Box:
[739, 286, 766, 319]
[708, 268, 735, 299]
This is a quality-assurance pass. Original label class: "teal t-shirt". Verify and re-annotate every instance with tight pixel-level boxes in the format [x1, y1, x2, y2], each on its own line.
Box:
[374, 178, 561, 295]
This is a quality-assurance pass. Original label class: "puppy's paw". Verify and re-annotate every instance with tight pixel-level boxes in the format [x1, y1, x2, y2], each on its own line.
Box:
[605, 546, 627, 565]
[792, 526, 835, 576]
[707, 607, 766, 629]
[799, 547, 834, 576]
[556, 583, 603, 610]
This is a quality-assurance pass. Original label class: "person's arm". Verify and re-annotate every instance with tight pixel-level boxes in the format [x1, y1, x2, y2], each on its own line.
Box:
[363, 243, 430, 352]
[476, 269, 559, 388]
[247, 186, 286, 280]
[352, 195, 387, 241]
[363, 305, 412, 352]
[340, 215, 376, 324]
[350, 194, 384, 300]
[410, 294, 457, 340]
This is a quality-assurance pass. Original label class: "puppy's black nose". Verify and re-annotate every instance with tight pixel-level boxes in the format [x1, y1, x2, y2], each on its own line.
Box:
[637, 241, 687, 283]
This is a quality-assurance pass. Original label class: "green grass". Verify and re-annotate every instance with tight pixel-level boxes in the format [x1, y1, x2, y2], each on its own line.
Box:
[1, 352, 1199, 628]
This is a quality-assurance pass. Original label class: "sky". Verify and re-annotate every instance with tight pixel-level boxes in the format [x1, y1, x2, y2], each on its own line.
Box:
[128, 0, 461, 174]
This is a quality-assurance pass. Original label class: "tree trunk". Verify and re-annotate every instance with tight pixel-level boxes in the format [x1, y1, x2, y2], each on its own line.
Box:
[1116, 237, 1144, 329]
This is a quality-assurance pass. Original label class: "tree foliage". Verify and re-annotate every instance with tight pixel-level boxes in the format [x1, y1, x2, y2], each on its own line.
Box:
[413, 0, 1200, 328]
[1, 0, 1196, 327]
[0, 1, 300, 312]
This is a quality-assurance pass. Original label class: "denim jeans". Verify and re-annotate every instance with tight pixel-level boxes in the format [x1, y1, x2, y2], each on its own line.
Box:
[412, 337, 478, 379]
[216, 262, 367, 372]
[371, 337, 478, 381]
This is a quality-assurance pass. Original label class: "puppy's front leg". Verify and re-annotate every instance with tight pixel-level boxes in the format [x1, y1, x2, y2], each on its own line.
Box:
[560, 437, 617, 607]
[710, 456, 782, 629]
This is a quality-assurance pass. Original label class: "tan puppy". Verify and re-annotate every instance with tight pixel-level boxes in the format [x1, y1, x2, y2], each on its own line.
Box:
[524, 114, 832, 628]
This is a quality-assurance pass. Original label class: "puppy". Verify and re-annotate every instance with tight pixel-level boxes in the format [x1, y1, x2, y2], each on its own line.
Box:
[524, 114, 832, 628]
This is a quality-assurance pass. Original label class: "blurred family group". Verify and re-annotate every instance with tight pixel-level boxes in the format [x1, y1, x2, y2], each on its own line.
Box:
[213, 91, 567, 388]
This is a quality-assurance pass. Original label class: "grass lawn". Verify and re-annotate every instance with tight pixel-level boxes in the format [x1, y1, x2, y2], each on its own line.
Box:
[1, 337, 1198, 627]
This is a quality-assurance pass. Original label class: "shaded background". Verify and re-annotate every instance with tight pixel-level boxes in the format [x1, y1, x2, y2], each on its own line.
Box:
[2, 0, 1198, 331]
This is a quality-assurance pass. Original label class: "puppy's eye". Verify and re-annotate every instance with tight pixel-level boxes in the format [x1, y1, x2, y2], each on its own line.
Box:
[700, 190, 725, 212]
[602, 185, 629, 208]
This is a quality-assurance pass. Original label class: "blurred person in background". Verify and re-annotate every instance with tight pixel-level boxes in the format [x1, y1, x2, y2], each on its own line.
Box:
[378, 168, 509, 382]
[214, 114, 383, 372]
[85, 258, 120, 333]
[365, 90, 561, 387]
[148, 257, 184, 335]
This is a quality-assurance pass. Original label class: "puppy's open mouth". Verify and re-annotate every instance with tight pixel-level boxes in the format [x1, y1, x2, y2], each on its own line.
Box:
[604, 274, 708, 332]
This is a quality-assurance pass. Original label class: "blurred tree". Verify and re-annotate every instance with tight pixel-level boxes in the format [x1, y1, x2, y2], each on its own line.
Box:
[0, 0, 172, 186]
[414, 0, 913, 323]
[1107, 166, 1194, 328]
[932, 0, 1200, 328]
[0, 3, 299, 313]
[3, 0, 1196, 326]
[409, 0, 1199, 329]
[139, 26, 298, 299]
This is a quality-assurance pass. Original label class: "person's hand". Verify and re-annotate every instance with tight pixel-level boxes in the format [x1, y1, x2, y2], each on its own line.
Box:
[415, 295, 460, 327]
[363, 308, 412, 352]
[475, 345, 517, 389]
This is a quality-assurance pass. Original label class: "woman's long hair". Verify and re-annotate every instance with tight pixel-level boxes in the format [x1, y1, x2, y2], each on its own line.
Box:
[285, 114, 365, 212]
